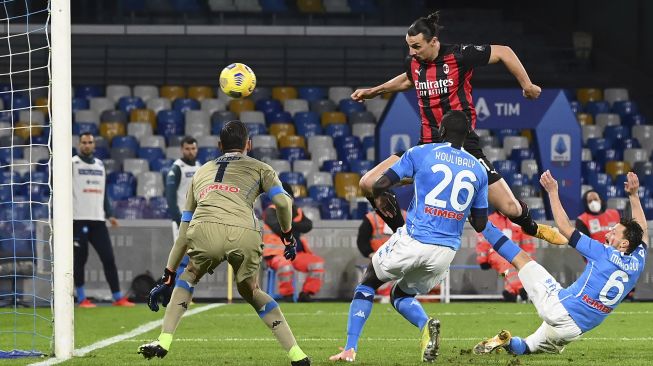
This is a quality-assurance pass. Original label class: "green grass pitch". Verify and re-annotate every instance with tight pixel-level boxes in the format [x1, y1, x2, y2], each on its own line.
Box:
[1, 302, 651, 365]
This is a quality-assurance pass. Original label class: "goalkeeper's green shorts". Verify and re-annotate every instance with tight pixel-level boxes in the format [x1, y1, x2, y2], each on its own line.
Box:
[185, 222, 263, 283]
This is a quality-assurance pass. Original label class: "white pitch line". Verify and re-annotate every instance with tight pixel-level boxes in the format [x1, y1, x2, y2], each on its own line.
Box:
[29, 303, 225, 366]
[122, 336, 653, 342]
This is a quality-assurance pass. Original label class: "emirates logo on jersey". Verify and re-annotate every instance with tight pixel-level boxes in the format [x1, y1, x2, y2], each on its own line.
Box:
[415, 78, 454, 97]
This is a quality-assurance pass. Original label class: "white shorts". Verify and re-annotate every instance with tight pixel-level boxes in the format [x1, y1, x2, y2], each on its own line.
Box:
[518, 261, 583, 353]
[371, 228, 456, 295]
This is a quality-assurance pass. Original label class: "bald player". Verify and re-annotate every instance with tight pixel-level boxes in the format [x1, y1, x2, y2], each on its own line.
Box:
[138, 121, 311, 366]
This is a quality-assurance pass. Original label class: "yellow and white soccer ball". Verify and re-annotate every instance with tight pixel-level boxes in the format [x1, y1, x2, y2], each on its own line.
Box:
[219, 63, 256, 98]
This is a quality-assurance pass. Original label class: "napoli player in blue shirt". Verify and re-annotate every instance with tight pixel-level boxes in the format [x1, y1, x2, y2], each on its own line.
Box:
[330, 111, 489, 363]
[474, 171, 647, 355]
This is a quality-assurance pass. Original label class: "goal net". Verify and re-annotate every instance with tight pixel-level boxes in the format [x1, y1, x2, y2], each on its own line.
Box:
[0, 0, 57, 358]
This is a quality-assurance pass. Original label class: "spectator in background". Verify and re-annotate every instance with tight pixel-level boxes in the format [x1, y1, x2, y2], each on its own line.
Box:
[575, 189, 620, 245]
[72, 132, 134, 308]
[165, 136, 200, 281]
[476, 211, 535, 302]
[357, 209, 406, 298]
[263, 183, 325, 302]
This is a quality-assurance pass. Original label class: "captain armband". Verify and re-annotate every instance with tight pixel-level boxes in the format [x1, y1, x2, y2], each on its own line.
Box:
[181, 211, 194, 222]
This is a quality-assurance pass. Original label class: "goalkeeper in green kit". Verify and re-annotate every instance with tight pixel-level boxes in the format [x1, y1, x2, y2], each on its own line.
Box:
[138, 120, 310, 366]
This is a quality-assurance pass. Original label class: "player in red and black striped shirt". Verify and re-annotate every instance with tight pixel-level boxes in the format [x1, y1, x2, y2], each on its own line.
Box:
[352, 11, 566, 246]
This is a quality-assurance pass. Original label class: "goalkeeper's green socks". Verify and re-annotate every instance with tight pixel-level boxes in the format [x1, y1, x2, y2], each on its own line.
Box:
[157, 333, 173, 351]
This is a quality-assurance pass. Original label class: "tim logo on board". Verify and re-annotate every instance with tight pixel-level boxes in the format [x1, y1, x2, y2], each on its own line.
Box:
[550, 134, 571, 165]
[475, 97, 491, 121]
[390, 134, 410, 154]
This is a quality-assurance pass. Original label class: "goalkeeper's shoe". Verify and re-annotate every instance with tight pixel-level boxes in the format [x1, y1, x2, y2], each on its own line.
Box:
[138, 340, 168, 359]
[535, 224, 568, 245]
[112, 297, 135, 307]
[473, 330, 511, 355]
[328, 347, 356, 362]
[420, 317, 441, 362]
[291, 357, 311, 366]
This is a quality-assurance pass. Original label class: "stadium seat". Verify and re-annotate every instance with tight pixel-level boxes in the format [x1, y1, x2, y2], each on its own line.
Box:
[502, 136, 529, 155]
[279, 172, 306, 186]
[150, 158, 174, 174]
[71, 97, 89, 113]
[255, 98, 283, 115]
[284, 99, 310, 116]
[607, 197, 629, 213]
[197, 147, 221, 163]
[483, 147, 506, 162]
[188, 86, 214, 101]
[138, 147, 165, 165]
[108, 171, 137, 187]
[308, 185, 335, 201]
[245, 123, 267, 136]
[612, 100, 638, 120]
[493, 128, 519, 142]
[520, 159, 539, 179]
[595, 148, 623, 168]
[586, 137, 613, 155]
[235, 0, 262, 12]
[623, 113, 645, 128]
[89, 97, 115, 115]
[172, 98, 201, 114]
[280, 147, 307, 162]
[569, 101, 582, 114]
[349, 111, 376, 125]
[107, 147, 134, 166]
[240, 111, 266, 124]
[211, 110, 238, 126]
[307, 135, 333, 153]
[338, 99, 365, 116]
[310, 146, 338, 168]
[137, 172, 164, 199]
[75, 85, 103, 99]
[99, 122, 126, 143]
[582, 161, 602, 178]
[585, 101, 610, 116]
[123, 158, 150, 177]
[156, 110, 184, 137]
[250, 147, 279, 161]
[75, 110, 100, 125]
[603, 88, 629, 105]
[272, 87, 298, 102]
[348, 0, 378, 13]
[322, 160, 349, 174]
[576, 88, 602, 104]
[512, 185, 536, 200]
[133, 85, 159, 102]
[279, 135, 306, 150]
[366, 98, 388, 120]
[576, 113, 593, 125]
[201, 98, 227, 115]
[160, 85, 186, 101]
[605, 161, 631, 180]
[603, 125, 630, 140]
[325, 124, 351, 139]
[349, 159, 374, 176]
[165, 146, 182, 160]
[146, 98, 172, 114]
[267, 159, 291, 174]
[252, 135, 278, 149]
[334, 172, 361, 200]
[307, 171, 333, 187]
[310, 99, 337, 115]
[581, 125, 603, 143]
[633, 162, 653, 177]
[320, 197, 350, 219]
[269, 123, 296, 141]
[130, 108, 157, 129]
[111, 135, 139, 151]
[107, 183, 134, 201]
[297, 86, 326, 102]
[296, 121, 322, 138]
[266, 111, 293, 124]
[118, 96, 146, 114]
[493, 160, 517, 177]
[509, 148, 534, 165]
[100, 110, 128, 124]
[292, 159, 317, 179]
[185, 121, 210, 139]
[106, 85, 131, 103]
[586, 172, 613, 190]
[595, 113, 620, 129]
[479, 135, 500, 149]
[229, 98, 255, 117]
[328, 86, 353, 104]
[140, 135, 166, 149]
[352, 123, 375, 140]
[196, 135, 219, 148]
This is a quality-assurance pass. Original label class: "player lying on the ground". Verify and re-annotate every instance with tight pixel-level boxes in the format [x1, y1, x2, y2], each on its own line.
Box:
[138, 121, 310, 366]
[330, 111, 489, 363]
[473, 171, 647, 355]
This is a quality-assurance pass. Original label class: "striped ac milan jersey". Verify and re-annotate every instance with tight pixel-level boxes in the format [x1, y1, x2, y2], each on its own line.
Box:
[405, 43, 491, 144]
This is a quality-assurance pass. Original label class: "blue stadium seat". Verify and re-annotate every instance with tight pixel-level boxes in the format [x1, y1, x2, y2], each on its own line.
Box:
[0, 185, 11, 202]
[31, 135, 49, 145]
[612, 100, 638, 119]
[111, 135, 139, 150]
[320, 197, 350, 220]
[349, 159, 374, 176]
[321, 160, 349, 174]
[603, 125, 630, 140]
[137, 147, 165, 164]
[348, 0, 379, 13]
[506, 173, 529, 187]
[31, 202, 49, 220]
[295, 111, 320, 126]
[150, 158, 174, 174]
[530, 208, 546, 221]
[197, 147, 221, 164]
[582, 161, 602, 177]
[172, 98, 201, 113]
[493, 129, 519, 142]
[294, 197, 318, 209]
[493, 160, 517, 177]
[75, 85, 103, 99]
[569, 100, 582, 114]
[117, 196, 148, 209]
[118, 96, 145, 113]
[334, 135, 362, 150]
[362, 136, 374, 150]
[643, 175, 653, 190]
[298, 87, 326, 102]
[279, 172, 306, 185]
[605, 184, 625, 199]
[338, 99, 365, 116]
[586, 137, 613, 155]
[107, 171, 136, 187]
[94, 146, 110, 160]
[296, 121, 322, 138]
[149, 196, 168, 210]
[157, 110, 184, 137]
[260, 0, 288, 12]
[280, 147, 307, 163]
[0, 146, 23, 164]
[351, 201, 371, 220]
[308, 185, 335, 201]
[72, 97, 90, 112]
[623, 113, 645, 128]
[72, 122, 99, 136]
[586, 172, 612, 190]
[107, 183, 135, 201]
[325, 124, 351, 139]
[115, 206, 146, 219]
[613, 138, 640, 151]
[509, 148, 534, 164]
[211, 120, 225, 135]
[245, 122, 267, 136]
[594, 149, 622, 168]
[643, 197, 653, 218]
[585, 101, 610, 116]
[256, 99, 283, 114]
[266, 111, 293, 124]
[338, 147, 364, 163]
[170, 0, 202, 12]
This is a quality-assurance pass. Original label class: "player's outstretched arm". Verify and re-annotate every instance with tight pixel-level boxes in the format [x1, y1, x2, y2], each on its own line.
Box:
[624, 172, 648, 243]
[539, 170, 574, 241]
[351, 73, 413, 101]
[488, 45, 541, 100]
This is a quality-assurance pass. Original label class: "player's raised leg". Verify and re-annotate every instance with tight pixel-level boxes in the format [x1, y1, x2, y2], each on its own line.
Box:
[359, 154, 405, 232]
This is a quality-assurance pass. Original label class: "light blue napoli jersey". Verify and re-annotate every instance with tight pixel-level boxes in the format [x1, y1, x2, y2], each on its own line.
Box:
[389, 143, 488, 250]
[558, 230, 647, 332]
